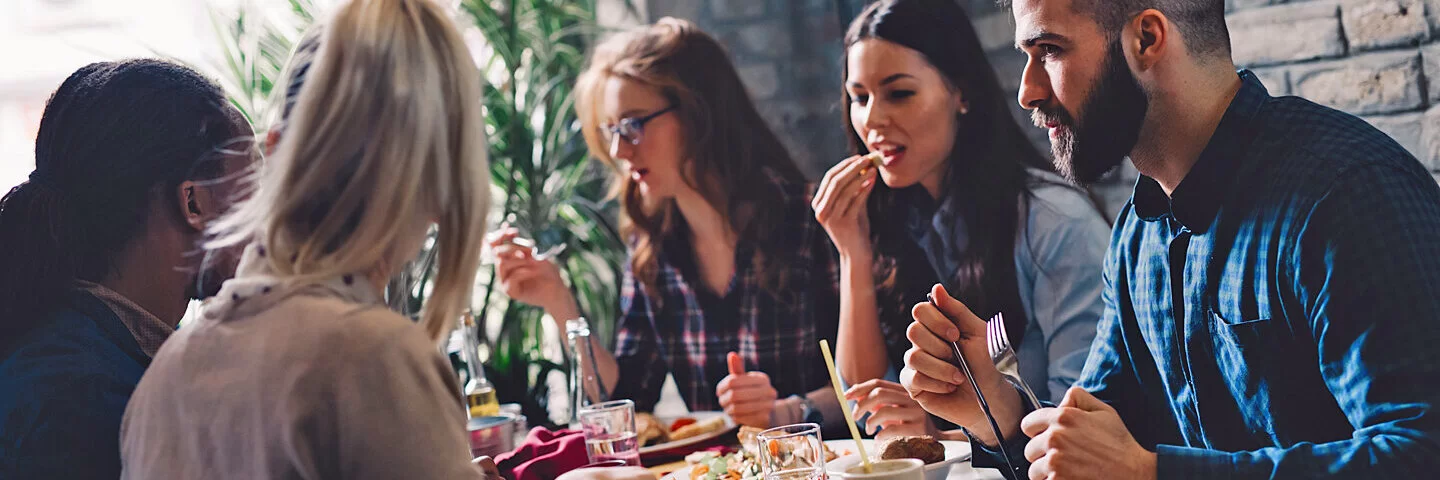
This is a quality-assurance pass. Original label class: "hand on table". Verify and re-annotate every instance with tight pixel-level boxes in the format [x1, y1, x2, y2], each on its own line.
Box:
[898, 284, 1024, 446]
[716, 352, 777, 428]
[556, 466, 655, 480]
[1020, 387, 1155, 480]
[845, 378, 940, 440]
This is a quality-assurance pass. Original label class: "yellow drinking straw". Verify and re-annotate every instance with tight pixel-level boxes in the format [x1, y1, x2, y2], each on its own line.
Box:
[819, 340, 872, 473]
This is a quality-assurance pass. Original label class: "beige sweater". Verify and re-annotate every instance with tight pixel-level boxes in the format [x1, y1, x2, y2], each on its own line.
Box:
[120, 245, 482, 479]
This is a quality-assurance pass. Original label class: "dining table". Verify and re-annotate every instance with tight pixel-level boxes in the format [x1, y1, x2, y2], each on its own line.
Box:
[638, 430, 1009, 480]
[644, 459, 1008, 479]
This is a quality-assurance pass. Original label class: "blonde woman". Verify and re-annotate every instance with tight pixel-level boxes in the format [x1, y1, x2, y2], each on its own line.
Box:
[118, 0, 495, 478]
[490, 18, 845, 432]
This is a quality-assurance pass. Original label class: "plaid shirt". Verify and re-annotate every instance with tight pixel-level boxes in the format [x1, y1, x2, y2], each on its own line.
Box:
[971, 71, 1440, 478]
[611, 173, 840, 413]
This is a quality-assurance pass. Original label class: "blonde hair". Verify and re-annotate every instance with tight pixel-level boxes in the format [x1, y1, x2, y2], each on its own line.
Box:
[209, 0, 489, 342]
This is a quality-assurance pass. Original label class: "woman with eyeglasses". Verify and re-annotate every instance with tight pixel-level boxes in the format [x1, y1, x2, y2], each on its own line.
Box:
[488, 18, 845, 431]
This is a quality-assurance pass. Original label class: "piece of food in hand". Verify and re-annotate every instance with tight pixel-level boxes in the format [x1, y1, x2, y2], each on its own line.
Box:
[862, 150, 883, 166]
[635, 412, 668, 446]
[858, 151, 884, 176]
[876, 435, 946, 465]
[670, 415, 727, 441]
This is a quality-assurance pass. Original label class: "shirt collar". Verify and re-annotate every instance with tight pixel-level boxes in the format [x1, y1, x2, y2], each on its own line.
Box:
[1132, 70, 1268, 233]
[201, 243, 384, 323]
[899, 185, 942, 239]
[73, 280, 174, 358]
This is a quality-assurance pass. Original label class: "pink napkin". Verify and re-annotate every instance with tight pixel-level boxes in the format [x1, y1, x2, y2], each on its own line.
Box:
[494, 427, 589, 480]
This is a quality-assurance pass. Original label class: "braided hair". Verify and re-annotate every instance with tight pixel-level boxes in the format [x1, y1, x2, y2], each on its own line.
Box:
[0, 59, 242, 345]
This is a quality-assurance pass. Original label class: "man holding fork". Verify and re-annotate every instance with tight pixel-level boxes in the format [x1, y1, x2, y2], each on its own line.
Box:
[901, 0, 1440, 479]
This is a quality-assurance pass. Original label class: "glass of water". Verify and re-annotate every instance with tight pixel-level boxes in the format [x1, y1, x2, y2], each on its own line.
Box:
[756, 423, 826, 479]
[577, 399, 640, 466]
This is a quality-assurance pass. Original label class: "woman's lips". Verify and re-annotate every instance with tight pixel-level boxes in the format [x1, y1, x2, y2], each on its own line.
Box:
[870, 146, 905, 167]
[631, 168, 649, 182]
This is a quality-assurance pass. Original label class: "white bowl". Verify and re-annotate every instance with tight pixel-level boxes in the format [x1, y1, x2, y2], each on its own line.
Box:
[827, 455, 951, 480]
[823, 439, 971, 480]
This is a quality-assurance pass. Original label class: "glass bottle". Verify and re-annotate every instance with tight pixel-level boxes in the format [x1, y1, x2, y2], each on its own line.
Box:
[462, 312, 500, 418]
[566, 317, 610, 425]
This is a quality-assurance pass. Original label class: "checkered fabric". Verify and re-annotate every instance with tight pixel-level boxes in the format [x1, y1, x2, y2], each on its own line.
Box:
[611, 172, 840, 413]
[970, 70, 1440, 478]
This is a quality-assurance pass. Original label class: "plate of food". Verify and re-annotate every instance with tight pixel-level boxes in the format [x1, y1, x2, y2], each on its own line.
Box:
[824, 436, 971, 480]
[637, 411, 737, 456]
[662, 427, 843, 480]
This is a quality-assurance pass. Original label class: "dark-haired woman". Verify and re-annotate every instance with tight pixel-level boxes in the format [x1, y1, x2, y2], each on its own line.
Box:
[0, 59, 254, 479]
[816, 0, 1110, 439]
[490, 18, 844, 431]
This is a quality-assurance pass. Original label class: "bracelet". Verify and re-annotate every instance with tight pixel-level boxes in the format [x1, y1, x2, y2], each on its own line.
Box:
[771, 396, 805, 426]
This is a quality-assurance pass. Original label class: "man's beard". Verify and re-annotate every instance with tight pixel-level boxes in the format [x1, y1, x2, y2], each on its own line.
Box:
[1033, 38, 1148, 186]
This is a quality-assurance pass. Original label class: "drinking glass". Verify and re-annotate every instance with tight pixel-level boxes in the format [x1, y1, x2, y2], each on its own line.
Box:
[757, 423, 826, 480]
[577, 399, 640, 466]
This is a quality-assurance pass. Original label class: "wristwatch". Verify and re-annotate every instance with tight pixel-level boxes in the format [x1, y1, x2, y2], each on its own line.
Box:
[797, 395, 823, 425]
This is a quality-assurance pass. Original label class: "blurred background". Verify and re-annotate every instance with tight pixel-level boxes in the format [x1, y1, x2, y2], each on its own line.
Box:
[0, 0, 222, 190]
[4, 0, 1439, 428]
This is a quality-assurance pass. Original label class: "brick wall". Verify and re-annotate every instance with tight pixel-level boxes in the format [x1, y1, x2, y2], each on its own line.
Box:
[623, 0, 1440, 215]
[963, 0, 1440, 186]
[601, 0, 853, 180]
[1229, 0, 1440, 185]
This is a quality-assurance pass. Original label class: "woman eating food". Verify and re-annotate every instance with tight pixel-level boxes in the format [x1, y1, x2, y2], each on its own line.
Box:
[489, 18, 845, 433]
[816, 0, 1110, 439]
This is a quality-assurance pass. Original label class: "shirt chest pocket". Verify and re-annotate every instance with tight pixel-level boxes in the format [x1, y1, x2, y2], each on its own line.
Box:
[1206, 283, 1279, 387]
[1208, 285, 1273, 347]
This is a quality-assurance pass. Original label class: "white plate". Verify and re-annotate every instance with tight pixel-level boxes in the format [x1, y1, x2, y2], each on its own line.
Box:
[824, 439, 971, 480]
[661, 439, 971, 480]
[639, 411, 737, 456]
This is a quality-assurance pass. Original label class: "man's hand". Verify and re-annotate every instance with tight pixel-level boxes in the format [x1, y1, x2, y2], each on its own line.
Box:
[899, 284, 1024, 445]
[1021, 387, 1156, 480]
[716, 352, 778, 428]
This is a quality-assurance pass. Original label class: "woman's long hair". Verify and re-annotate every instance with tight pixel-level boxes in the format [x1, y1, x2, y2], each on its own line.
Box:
[844, 0, 1065, 345]
[0, 59, 241, 347]
[207, 0, 490, 342]
[576, 18, 806, 301]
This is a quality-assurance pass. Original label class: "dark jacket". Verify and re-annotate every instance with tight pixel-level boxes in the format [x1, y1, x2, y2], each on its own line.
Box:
[0, 290, 151, 479]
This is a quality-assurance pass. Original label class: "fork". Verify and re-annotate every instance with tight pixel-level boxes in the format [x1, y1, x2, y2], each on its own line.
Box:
[482, 222, 568, 266]
[987, 313, 1043, 408]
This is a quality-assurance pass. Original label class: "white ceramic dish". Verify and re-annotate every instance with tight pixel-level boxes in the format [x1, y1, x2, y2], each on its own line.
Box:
[639, 411, 737, 456]
[824, 439, 971, 480]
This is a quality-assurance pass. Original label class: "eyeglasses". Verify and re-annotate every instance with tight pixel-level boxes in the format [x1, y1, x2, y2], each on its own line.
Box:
[601, 105, 676, 146]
